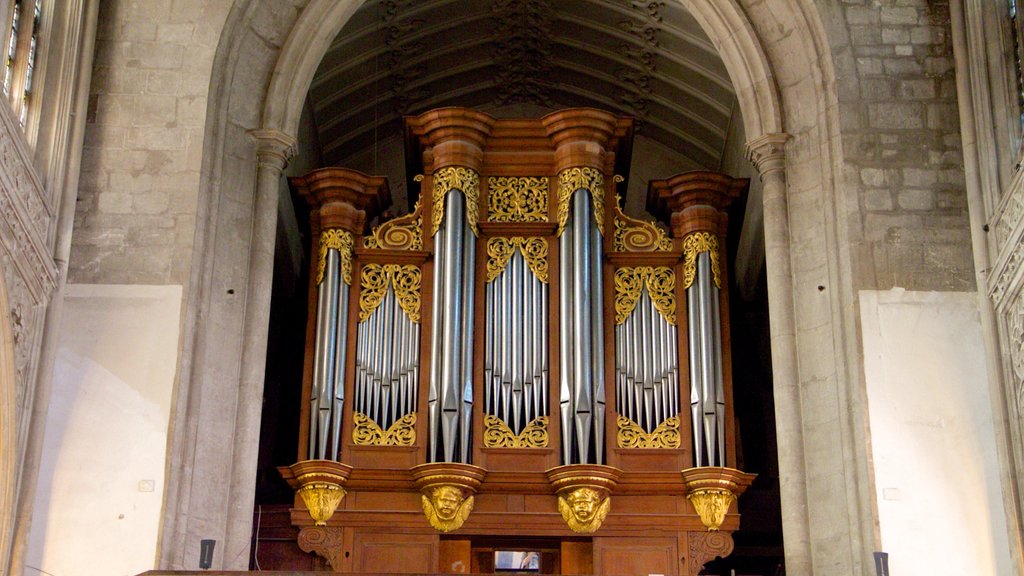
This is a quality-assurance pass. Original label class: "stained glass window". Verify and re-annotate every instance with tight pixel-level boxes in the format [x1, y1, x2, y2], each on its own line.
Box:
[3, 0, 21, 96]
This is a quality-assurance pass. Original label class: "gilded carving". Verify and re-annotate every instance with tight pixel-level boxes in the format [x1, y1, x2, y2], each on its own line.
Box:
[317, 229, 354, 285]
[486, 237, 549, 283]
[556, 486, 611, 533]
[358, 263, 422, 322]
[431, 166, 480, 236]
[687, 488, 736, 531]
[296, 482, 347, 526]
[614, 266, 676, 325]
[483, 414, 549, 448]
[557, 167, 605, 236]
[351, 411, 416, 446]
[681, 231, 721, 290]
[421, 484, 474, 532]
[488, 176, 548, 221]
[616, 414, 680, 449]
[364, 200, 423, 250]
[613, 195, 672, 252]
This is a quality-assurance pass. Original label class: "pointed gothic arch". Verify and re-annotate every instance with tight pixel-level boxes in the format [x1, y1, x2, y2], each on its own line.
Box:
[161, 1, 874, 572]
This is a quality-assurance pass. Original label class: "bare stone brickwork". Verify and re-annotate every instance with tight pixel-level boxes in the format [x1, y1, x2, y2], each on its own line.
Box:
[833, 0, 974, 291]
[70, 0, 232, 285]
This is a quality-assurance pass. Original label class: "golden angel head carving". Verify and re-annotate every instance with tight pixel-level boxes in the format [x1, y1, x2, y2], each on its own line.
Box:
[557, 487, 611, 533]
[421, 484, 474, 532]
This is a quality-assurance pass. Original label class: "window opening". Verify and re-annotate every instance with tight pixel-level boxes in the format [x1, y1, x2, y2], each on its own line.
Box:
[1011, 0, 1024, 129]
[20, 0, 40, 127]
[3, 0, 20, 96]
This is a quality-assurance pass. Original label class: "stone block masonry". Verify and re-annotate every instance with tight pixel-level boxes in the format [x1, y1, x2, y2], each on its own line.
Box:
[70, 0, 234, 286]
[837, 0, 973, 291]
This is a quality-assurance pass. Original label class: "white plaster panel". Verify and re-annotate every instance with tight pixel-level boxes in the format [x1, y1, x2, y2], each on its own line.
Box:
[24, 284, 182, 576]
[860, 289, 1011, 576]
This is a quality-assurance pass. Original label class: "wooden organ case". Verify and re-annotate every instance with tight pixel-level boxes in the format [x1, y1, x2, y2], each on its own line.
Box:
[280, 108, 756, 575]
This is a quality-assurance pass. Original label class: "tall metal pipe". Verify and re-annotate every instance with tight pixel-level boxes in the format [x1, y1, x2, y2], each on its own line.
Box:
[429, 223, 446, 459]
[572, 192, 593, 463]
[590, 221, 605, 463]
[439, 191, 465, 462]
[459, 217, 476, 463]
[559, 215, 574, 462]
[330, 280, 349, 458]
[687, 281, 703, 466]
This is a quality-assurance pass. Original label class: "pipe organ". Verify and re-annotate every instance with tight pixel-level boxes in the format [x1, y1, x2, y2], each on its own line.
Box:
[279, 108, 756, 575]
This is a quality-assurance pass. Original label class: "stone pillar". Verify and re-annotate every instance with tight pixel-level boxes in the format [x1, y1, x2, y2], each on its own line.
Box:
[744, 133, 813, 574]
[219, 129, 296, 570]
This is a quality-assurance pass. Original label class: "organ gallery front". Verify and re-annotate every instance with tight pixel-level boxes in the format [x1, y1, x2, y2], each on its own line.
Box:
[279, 108, 755, 575]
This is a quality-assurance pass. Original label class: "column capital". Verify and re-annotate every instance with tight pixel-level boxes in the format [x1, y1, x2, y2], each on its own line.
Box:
[249, 128, 298, 169]
[744, 133, 790, 178]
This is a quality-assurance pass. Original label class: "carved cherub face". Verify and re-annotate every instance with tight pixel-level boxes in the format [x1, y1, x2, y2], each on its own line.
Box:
[567, 487, 601, 522]
[433, 485, 463, 521]
[557, 486, 611, 533]
[421, 484, 475, 532]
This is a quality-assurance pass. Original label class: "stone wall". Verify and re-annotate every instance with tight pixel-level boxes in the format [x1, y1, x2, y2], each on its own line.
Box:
[828, 0, 974, 291]
[71, 0, 233, 285]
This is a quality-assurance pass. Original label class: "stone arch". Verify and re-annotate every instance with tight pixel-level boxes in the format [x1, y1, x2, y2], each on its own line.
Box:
[0, 274, 18, 570]
[164, 1, 872, 572]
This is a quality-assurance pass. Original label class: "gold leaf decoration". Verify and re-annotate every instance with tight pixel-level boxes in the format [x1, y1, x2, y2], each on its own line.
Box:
[613, 266, 676, 325]
[681, 231, 721, 290]
[364, 200, 423, 250]
[687, 488, 736, 531]
[616, 414, 681, 449]
[557, 167, 605, 236]
[358, 264, 422, 323]
[351, 411, 416, 446]
[483, 414, 549, 448]
[317, 229, 354, 285]
[431, 166, 480, 237]
[297, 483, 347, 526]
[485, 237, 549, 283]
[421, 485, 474, 532]
[612, 194, 673, 252]
[488, 176, 548, 221]
[557, 487, 611, 533]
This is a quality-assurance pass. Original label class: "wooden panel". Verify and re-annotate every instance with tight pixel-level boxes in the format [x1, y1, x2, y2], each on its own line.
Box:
[595, 536, 678, 576]
[561, 540, 593, 575]
[353, 532, 438, 574]
[439, 539, 472, 573]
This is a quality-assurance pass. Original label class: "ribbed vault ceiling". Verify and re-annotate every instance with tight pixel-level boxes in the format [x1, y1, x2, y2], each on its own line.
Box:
[309, 0, 736, 173]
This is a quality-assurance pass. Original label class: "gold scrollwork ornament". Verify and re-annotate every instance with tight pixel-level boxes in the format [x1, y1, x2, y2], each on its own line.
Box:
[557, 487, 611, 533]
[364, 200, 423, 250]
[485, 237, 549, 283]
[488, 176, 548, 221]
[431, 167, 481, 236]
[612, 195, 673, 252]
[613, 266, 676, 325]
[616, 414, 681, 449]
[317, 229, 354, 285]
[557, 167, 605, 236]
[681, 231, 722, 289]
[297, 483, 347, 526]
[351, 411, 416, 446]
[483, 414, 549, 448]
[358, 264, 422, 322]
[421, 484, 475, 532]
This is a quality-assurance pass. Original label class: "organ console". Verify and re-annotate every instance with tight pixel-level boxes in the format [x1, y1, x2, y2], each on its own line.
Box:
[278, 107, 756, 574]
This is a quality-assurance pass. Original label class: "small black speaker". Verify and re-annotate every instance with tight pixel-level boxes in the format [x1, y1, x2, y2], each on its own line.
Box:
[873, 551, 889, 576]
[199, 539, 216, 570]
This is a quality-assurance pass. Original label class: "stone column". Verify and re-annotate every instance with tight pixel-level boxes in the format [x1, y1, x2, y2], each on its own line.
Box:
[745, 133, 813, 574]
[217, 129, 296, 570]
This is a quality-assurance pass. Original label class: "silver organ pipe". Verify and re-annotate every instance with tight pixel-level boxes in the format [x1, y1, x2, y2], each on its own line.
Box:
[558, 188, 605, 464]
[614, 267, 680, 440]
[428, 187, 476, 463]
[310, 248, 341, 460]
[686, 248, 725, 467]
